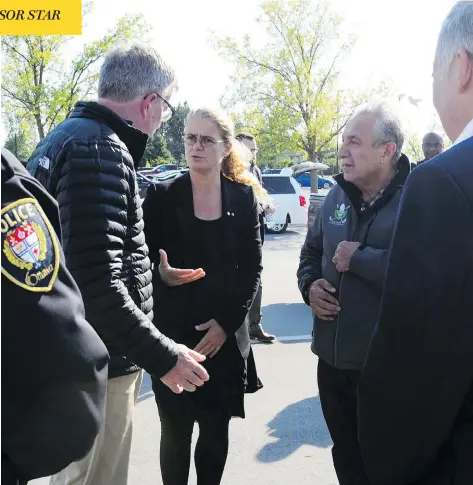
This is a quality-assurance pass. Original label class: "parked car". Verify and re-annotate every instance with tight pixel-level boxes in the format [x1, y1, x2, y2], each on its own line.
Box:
[294, 171, 334, 189]
[307, 193, 326, 228]
[136, 172, 153, 198]
[138, 164, 179, 176]
[261, 174, 307, 234]
[150, 169, 188, 183]
[155, 164, 178, 173]
[263, 168, 282, 174]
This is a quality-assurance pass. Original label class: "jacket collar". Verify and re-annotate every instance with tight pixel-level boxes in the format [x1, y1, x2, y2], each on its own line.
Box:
[69, 101, 148, 168]
[334, 153, 410, 214]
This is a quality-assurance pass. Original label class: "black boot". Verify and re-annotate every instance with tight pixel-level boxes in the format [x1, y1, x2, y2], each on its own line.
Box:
[250, 323, 275, 343]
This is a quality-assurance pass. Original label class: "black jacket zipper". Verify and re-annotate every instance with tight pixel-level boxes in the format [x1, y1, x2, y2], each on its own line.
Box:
[332, 218, 363, 368]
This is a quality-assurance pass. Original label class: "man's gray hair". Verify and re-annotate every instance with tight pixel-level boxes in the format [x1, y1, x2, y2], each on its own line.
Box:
[98, 43, 177, 102]
[355, 101, 404, 163]
[435, 2, 473, 71]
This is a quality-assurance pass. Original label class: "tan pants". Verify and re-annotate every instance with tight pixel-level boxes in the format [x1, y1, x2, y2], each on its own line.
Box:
[50, 370, 143, 485]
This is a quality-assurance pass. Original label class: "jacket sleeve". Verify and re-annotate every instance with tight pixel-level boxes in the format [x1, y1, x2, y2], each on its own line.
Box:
[297, 206, 324, 305]
[358, 164, 473, 485]
[142, 182, 169, 295]
[142, 182, 165, 266]
[54, 141, 178, 379]
[216, 188, 263, 336]
[349, 246, 389, 289]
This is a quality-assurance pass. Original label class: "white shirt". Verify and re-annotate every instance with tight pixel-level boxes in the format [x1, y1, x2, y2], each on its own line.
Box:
[453, 117, 473, 146]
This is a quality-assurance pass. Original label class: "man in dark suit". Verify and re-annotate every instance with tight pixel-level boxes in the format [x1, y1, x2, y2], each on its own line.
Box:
[358, 3, 473, 485]
[235, 133, 275, 343]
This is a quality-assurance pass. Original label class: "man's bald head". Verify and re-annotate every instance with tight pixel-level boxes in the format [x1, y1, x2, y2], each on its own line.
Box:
[422, 132, 444, 160]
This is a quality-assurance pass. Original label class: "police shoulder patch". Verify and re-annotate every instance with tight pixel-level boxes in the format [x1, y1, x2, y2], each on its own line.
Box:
[1, 198, 60, 292]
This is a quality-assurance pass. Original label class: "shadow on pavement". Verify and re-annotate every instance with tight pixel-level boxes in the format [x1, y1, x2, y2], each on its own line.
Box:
[265, 229, 302, 238]
[261, 303, 312, 339]
[137, 372, 154, 403]
[256, 396, 332, 463]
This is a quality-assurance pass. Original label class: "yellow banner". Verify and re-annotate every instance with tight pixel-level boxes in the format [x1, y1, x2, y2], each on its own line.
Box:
[0, 0, 82, 35]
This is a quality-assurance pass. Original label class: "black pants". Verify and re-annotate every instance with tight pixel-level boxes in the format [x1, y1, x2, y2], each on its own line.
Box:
[155, 387, 232, 485]
[248, 281, 263, 326]
[317, 358, 371, 485]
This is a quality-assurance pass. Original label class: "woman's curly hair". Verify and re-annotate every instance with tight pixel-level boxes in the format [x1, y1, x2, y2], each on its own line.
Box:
[186, 107, 270, 202]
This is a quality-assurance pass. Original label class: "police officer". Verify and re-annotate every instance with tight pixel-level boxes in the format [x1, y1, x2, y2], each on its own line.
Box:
[1, 148, 109, 485]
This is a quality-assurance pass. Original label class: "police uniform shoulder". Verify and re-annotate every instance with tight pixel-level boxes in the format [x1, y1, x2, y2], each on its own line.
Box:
[2, 148, 61, 293]
[1, 148, 29, 179]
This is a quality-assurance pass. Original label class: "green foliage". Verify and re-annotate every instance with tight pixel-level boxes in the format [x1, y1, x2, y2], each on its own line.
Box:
[1, 5, 150, 141]
[404, 133, 424, 163]
[160, 102, 190, 164]
[145, 157, 172, 168]
[215, 0, 384, 162]
[4, 131, 35, 164]
[2, 112, 37, 162]
[275, 158, 293, 168]
[141, 133, 173, 167]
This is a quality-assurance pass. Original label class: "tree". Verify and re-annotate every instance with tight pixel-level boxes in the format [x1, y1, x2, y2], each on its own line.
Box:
[404, 133, 423, 163]
[1, 7, 150, 141]
[141, 133, 173, 167]
[232, 107, 301, 166]
[4, 132, 35, 164]
[2, 112, 37, 163]
[215, 0, 383, 162]
[160, 102, 190, 165]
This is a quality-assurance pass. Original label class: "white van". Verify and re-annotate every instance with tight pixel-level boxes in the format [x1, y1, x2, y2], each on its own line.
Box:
[262, 174, 308, 234]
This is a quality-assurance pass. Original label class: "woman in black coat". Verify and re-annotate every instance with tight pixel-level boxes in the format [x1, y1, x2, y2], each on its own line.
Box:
[142, 107, 266, 485]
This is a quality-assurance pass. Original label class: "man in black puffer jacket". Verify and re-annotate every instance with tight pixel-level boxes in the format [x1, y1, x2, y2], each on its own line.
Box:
[297, 102, 409, 485]
[27, 43, 208, 485]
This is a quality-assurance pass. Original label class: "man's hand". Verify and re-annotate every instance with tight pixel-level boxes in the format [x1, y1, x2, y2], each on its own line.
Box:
[161, 344, 209, 393]
[332, 241, 361, 273]
[309, 278, 340, 321]
[158, 249, 205, 287]
[194, 319, 227, 358]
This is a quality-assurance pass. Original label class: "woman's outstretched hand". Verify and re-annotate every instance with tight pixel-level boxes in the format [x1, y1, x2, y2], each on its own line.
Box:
[158, 249, 206, 287]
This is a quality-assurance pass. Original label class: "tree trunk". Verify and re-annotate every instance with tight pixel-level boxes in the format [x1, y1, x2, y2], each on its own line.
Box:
[308, 147, 319, 193]
[310, 169, 318, 194]
[34, 114, 45, 140]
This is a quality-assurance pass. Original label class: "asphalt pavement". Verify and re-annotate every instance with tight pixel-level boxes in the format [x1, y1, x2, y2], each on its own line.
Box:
[31, 225, 338, 485]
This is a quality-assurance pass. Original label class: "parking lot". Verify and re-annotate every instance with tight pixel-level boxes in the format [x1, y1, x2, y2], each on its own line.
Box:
[32, 225, 339, 485]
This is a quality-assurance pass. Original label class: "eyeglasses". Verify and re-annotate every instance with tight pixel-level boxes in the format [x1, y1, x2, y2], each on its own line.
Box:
[423, 143, 443, 149]
[143, 93, 175, 122]
[184, 133, 225, 148]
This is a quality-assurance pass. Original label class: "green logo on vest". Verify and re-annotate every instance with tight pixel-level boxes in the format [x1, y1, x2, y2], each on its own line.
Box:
[329, 203, 350, 226]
